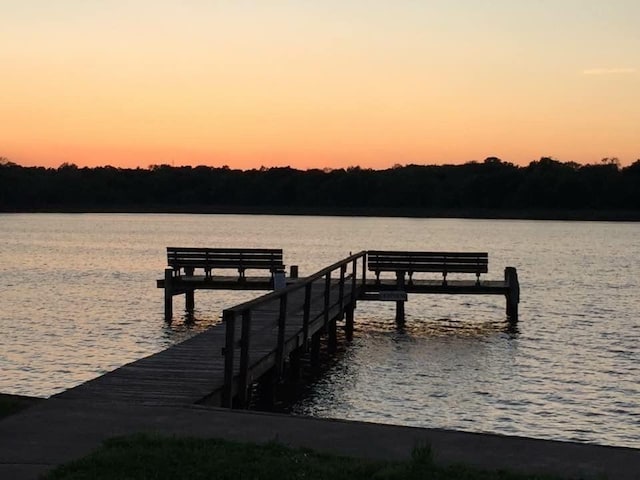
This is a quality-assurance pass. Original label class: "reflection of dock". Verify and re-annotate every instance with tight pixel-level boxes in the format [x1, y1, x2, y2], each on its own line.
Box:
[58, 250, 518, 409]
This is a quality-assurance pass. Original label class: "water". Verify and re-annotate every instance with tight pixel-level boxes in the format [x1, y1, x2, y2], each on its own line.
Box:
[0, 213, 639, 448]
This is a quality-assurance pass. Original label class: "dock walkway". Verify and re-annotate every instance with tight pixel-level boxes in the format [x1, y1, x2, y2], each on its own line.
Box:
[57, 276, 354, 406]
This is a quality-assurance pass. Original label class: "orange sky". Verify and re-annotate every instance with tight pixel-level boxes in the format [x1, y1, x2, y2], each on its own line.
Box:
[2, 1, 639, 169]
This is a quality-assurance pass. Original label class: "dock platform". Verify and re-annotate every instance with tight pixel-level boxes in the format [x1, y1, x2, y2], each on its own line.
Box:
[59, 249, 519, 410]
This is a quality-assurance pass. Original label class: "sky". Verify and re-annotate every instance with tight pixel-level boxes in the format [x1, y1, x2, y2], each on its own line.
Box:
[1, 0, 639, 170]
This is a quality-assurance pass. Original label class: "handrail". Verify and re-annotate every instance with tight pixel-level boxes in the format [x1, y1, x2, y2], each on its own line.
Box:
[222, 251, 367, 407]
[225, 251, 366, 314]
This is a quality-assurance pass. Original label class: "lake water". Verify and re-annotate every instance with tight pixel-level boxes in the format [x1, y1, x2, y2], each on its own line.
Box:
[0, 213, 639, 448]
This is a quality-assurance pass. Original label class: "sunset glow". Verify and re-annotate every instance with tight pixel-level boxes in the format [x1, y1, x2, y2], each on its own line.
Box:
[2, 1, 639, 169]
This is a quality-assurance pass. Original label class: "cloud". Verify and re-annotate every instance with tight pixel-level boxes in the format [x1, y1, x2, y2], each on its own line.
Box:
[582, 67, 637, 75]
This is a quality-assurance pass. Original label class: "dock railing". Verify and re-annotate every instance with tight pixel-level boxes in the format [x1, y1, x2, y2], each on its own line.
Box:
[221, 251, 367, 407]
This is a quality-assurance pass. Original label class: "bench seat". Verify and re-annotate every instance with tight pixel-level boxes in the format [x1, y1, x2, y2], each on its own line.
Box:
[167, 247, 284, 280]
[368, 250, 488, 285]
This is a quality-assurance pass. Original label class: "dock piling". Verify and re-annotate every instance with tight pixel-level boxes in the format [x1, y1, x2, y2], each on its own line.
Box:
[164, 268, 173, 322]
[505, 267, 520, 322]
[328, 319, 338, 353]
[345, 305, 354, 341]
[310, 332, 321, 372]
[395, 271, 406, 326]
[289, 349, 302, 382]
[290, 265, 299, 278]
[185, 289, 195, 313]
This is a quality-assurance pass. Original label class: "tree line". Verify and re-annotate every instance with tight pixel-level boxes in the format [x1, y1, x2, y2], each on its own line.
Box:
[1, 157, 639, 219]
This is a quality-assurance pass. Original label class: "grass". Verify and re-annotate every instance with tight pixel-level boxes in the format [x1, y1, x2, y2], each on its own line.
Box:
[44, 434, 566, 480]
[0, 393, 42, 419]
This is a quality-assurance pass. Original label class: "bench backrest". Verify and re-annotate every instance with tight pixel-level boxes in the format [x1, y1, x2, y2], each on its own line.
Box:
[367, 250, 488, 274]
[167, 247, 284, 274]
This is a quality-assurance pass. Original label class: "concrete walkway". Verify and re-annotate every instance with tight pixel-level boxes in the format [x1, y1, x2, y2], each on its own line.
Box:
[1, 398, 639, 479]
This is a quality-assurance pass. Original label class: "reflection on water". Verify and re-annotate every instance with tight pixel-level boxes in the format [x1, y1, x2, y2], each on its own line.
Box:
[292, 314, 521, 428]
[0, 214, 639, 448]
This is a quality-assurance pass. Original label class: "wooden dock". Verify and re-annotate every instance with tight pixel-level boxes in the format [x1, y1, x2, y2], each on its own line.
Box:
[56, 250, 519, 409]
[57, 253, 362, 407]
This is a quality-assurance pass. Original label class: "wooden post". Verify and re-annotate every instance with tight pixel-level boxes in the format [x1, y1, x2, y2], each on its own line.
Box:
[257, 368, 277, 409]
[275, 293, 287, 378]
[222, 310, 236, 408]
[351, 258, 357, 305]
[185, 289, 195, 313]
[289, 348, 302, 382]
[338, 264, 346, 311]
[505, 267, 520, 322]
[395, 270, 406, 326]
[290, 265, 299, 279]
[345, 304, 354, 341]
[362, 252, 367, 291]
[164, 268, 173, 322]
[238, 310, 252, 407]
[302, 283, 312, 350]
[310, 331, 321, 372]
[323, 272, 331, 327]
[328, 319, 337, 353]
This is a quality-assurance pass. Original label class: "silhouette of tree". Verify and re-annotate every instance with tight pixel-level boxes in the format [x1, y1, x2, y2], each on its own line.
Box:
[0, 158, 638, 218]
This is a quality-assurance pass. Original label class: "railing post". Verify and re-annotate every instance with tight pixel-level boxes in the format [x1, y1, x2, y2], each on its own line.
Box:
[302, 282, 312, 350]
[351, 258, 357, 305]
[362, 252, 367, 291]
[275, 293, 288, 378]
[238, 309, 252, 407]
[323, 272, 331, 327]
[338, 264, 346, 311]
[222, 310, 236, 408]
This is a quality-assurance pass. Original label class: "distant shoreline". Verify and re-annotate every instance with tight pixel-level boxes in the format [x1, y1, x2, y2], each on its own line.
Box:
[2, 206, 640, 221]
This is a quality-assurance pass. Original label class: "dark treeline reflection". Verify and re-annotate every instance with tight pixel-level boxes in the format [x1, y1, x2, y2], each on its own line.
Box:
[1, 157, 639, 217]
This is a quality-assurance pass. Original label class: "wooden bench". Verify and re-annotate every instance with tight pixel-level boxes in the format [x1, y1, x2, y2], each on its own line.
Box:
[367, 250, 488, 286]
[167, 247, 284, 280]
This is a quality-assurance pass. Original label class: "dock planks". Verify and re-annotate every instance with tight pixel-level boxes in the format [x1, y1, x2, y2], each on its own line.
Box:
[56, 278, 352, 406]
